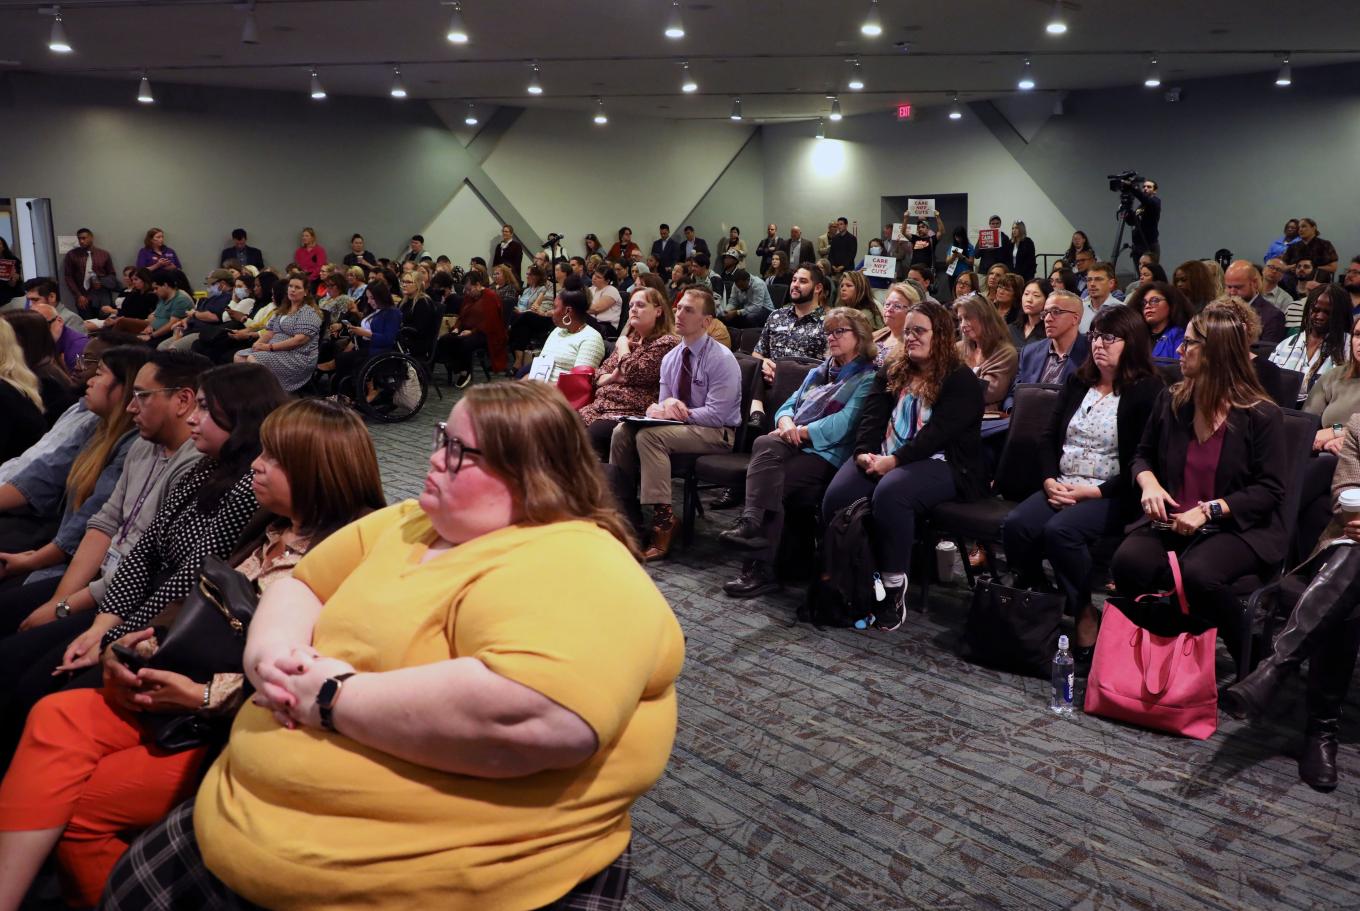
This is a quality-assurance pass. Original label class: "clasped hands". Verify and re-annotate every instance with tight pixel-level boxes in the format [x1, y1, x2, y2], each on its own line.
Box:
[855, 452, 897, 478]
[771, 417, 808, 447]
[1043, 479, 1101, 510]
[250, 644, 356, 731]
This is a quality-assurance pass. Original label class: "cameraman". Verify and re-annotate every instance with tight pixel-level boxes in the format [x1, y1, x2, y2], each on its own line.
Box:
[1124, 177, 1161, 262]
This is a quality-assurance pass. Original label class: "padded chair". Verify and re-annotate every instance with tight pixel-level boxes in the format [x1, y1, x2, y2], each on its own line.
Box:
[920, 383, 1063, 601]
[670, 355, 761, 545]
[769, 283, 790, 309]
[1270, 368, 1304, 409]
[1152, 357, 1182, 385]
[687, 360, 822, 540]
[736, 327, 763, 355]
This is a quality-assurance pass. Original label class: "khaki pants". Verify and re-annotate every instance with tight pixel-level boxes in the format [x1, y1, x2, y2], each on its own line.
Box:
[609, 422, 732, 506]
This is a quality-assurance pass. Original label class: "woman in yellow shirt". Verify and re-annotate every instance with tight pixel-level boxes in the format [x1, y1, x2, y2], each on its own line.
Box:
[103, 381, 685, 911]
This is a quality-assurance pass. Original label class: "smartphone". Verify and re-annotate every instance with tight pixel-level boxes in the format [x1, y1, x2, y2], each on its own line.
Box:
[110, 642, 147, 673]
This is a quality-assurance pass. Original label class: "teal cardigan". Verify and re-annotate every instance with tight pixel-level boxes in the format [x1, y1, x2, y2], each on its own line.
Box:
[772, 358, 876, 468]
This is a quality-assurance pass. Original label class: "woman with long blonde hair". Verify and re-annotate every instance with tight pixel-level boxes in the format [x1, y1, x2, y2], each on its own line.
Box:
[0, 319, 44, 462]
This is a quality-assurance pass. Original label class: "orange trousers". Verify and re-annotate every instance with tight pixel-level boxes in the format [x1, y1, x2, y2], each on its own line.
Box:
[0, 689, 207, 908]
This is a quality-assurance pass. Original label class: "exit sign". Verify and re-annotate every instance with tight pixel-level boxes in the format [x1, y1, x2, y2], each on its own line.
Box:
[896, 104, 913, 120]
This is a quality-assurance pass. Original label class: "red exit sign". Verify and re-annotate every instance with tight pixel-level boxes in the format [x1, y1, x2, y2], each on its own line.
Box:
[896, 103, 913, 120]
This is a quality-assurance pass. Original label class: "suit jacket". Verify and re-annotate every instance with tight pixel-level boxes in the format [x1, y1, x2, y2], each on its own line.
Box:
[1038, 373, 1164, 517]
[62, 246, 116, 302]
[1130, 388, 1288, 564]
[1010, 237, 1037, 282]
[1250, 294, 1287, 347]
[219, 245, 264, 269]
[851, 364, 986, 501]
[756, 236, 788, 273]
[650, 237, 679, 270]
[1015, 333, 1091, 389]
[491, 239, 525, 279]
[787, 238, 815, 267]
[682, 237, 710, 260]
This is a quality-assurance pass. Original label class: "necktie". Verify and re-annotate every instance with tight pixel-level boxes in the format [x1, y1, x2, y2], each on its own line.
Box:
[678, 347, 693, 405]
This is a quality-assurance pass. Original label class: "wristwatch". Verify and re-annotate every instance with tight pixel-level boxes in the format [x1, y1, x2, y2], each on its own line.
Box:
[54, 600, 71, 619]
[1334, 422, 1345, 438]
[1206, 500, 1223, 522]
[316, 672, 356, 732]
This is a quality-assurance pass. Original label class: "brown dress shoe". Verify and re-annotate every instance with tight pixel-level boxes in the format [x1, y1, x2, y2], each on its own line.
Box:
[642, 514, 679, 562]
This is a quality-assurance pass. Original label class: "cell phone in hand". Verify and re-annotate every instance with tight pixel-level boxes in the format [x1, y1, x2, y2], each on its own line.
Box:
[110, 642, 147, 673]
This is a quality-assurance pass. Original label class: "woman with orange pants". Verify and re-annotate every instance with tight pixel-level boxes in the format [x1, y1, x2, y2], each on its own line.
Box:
[0, 398, 385, 910]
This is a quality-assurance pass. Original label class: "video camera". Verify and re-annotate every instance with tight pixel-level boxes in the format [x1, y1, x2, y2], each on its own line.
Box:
[541, 233, 563, 249]
[1107, 170, 1140, 192]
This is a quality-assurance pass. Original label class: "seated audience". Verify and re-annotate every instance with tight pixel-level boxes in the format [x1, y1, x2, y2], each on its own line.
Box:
[746, 264, 831, 427]
[161, 270, 232, 353]
[0, 320, 46, 464]
[609, 288, 740, 561]
[1210, 295, 1292, 407]
[578, 287, 680, 460]
[1049, 266, 1077, 295]
[1078, 261, 1120, 331]
[1303, 312, 1360, 447]
[821, 300, 985, 622]
[1221, 410, 1360, 789]
[491, 264, 520, 321]
[1173, 259, 1217, 313]
[532, 287, 606, 378]
[1260, 257, 1295, 319]
[1282, 217, 1340, 276]
[0, 351, 206, 640]
[1010, 279, 1050, 348]
[113, 273, 193, 345]
[102, 381, 682, 910]
[873, 282, 922, 367]
[1110, 306, 1286, 663]
[954, 294, 1018, 411]
[1012, 290, 1091, 391]
[983, 263, 1009, 305]
[1270, 285, 1350, 400]
[836, 270, 884, 331]
[21, 279, 87, 373]
[1002, 305, 1163, 656]
[766, 251, 792, 291]
[991, 272, 1024, 325]
[953, 271, 981, 301]
[3, 309, 78, 422]
[331, 280, 402, 398]
[100, 268, 157, 322]
[1225, 260, 1287, 346]
[440, 270, 509, 385]
[1129, 280, 1195, 359]
[507, 265, 553, 373]
[588, 265, 624, 336]
[0, 398, 384, 910]
[719, 268, 775, 330]
[397, 272, 438, 361]
[237, 276, 322, 392]
[0, 346, 148, 615]
[719, 307, 878, 597]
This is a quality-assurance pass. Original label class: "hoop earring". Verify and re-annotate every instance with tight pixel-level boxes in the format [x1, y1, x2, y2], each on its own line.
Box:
[562, 313, 572, 327]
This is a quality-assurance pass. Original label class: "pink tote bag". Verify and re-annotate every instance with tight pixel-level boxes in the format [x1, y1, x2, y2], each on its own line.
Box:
[1084, 551, 1219, 740]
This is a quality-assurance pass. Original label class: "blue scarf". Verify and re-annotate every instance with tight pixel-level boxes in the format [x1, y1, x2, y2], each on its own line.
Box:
[790, 356, 874, 426]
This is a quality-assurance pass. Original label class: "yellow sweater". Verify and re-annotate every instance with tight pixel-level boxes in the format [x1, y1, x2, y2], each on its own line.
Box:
[195, 502, 685, 910]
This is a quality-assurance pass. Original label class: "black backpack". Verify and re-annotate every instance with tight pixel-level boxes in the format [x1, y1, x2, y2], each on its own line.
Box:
[800, 497, 881, 628]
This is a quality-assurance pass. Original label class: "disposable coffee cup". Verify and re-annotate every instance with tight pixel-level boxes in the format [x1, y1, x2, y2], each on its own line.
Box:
[1339, 489, 1360, 523]
[936, 540, 960, 581]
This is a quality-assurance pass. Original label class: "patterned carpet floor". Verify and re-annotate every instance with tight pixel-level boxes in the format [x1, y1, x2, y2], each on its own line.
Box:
[372, 387, 1360, 911]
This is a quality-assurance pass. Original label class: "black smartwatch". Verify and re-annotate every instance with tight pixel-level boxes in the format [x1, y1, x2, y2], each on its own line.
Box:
[54, 600, 71, 619]
[316, 672, 356, 732]
[1207, 500, 1223, 522]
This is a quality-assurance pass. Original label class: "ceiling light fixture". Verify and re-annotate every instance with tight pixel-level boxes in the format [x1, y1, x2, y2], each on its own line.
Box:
[445, 2, 469, 44]
[48, 6, 73, 54]
[241, 2, 259, 45]
[1017, 57, 1035, 91]
[593, 97, 608, 125]
[1143, 56, 1161, 88]
[664, 0, 685, 39]
[1275, 54, 1292, 86]
[816, 118, 826, 140]
[527, 62, 543, 95]
[309, 68, 326, 100]
[680, 61, 698, 93]
[847, 58, 865, 91]
[729, 97, 742, 121]
[860, 0, 882, 37]
[137, 72, 154, 104]
[949, 93, 962, 120]
[390, 66, 408, 98]
[828, 96, 843, 121]
[1045, 0, 1067, 35]
[464, 102, 478, 125]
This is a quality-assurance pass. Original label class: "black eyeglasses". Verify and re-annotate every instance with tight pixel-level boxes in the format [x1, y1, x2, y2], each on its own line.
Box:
[1088, 330, 1122, 346]
[433, 422, 482, 473]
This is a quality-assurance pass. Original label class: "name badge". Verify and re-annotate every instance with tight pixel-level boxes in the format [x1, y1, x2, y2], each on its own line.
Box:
[99, 548, 122, 579]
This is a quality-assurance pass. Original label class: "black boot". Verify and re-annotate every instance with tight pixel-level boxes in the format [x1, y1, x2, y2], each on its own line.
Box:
[1221, 547, 1360, 721]
[710, 487, 742, 509]
[717, 515, 769, 551]
[1299, 616, 1360, 791]
[723, 560, 779, 598]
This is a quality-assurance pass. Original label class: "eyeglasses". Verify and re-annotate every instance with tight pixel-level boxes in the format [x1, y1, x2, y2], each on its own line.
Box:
[902, 326, 931, 338]
[1041, 308, 1078, 320]
[76, 354, 102, 370]
[824, 327, 854, 339]
[1180, 337, 1203, 350]
[1141, 296, 1167, 307]
[130, 386, 186, 403]
[1088, 330, 1122, 345]
[433, 422, 483, 474]
[883, 302, 910, 313]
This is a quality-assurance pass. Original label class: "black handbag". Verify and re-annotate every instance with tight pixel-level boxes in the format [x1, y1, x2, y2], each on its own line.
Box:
[139, 555, 260, 752]
[962, 576, 1065, 678]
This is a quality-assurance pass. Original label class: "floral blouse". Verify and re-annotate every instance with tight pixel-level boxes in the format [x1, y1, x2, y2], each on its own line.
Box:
[578, 333, 681, 424]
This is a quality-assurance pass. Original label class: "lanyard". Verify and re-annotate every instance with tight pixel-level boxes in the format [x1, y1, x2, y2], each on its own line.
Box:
[115, 452, 172, 546]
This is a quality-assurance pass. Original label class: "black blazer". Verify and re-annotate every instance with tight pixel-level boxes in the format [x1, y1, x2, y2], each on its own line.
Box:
[977, 235, 1013, 272]
[220, 245, 263, 269]
[652, 237, 681, 269]
[787, 238, 816, 266]
[756, 236, 788, 272]
[1038, 373, 1164, 517]
[491, 239, 525, 278]
[1011, 237, 1037, 282]
[1130, 388, 1288, 564]
[852, 364, 986, 501]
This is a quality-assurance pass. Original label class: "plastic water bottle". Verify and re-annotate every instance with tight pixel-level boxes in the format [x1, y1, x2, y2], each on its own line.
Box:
[1050, 635, 1075, 715]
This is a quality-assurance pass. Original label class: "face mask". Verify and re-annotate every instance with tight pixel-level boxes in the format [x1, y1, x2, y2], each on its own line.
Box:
[234, 287, 249, 300]
[869, 245, 883, 255]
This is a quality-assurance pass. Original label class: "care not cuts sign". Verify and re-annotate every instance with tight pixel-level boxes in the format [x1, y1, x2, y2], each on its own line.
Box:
[907, 198, 935, 219]
[863, 255, 896, 279]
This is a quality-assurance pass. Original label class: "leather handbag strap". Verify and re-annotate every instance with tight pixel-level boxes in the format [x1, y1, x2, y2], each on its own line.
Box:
[1133, 549, 1190, 616]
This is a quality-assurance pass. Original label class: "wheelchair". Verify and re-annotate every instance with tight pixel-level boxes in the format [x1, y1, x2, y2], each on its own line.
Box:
[333, 328, 439, 423]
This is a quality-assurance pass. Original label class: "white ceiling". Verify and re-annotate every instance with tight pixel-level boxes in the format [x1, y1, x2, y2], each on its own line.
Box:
[2, 0, 1358, 121]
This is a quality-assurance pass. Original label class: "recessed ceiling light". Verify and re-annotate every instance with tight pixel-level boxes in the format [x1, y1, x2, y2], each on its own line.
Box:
[445, 2, 469, 43]
[664, 0, 685, 39]
[593, 97, 608, 125]
[949, 93, 962, 120]
[1045, 0, 1067, 35]
[729, 97, 742, 120]
[464, 103, 478, 125]
[1275, 54, 1292, 86]
[681, 61, 698, 93]
[527, 62, 543, 95]
[48, 6, 73, 54]
[1017, 58, 1035, 91]
[390, 66, 408, 98]
[1143, 57, 1161, 88]
[829, 96, 843, 121]
[310, 68, 326, 100]
[860, 0, 882, 37]
[847, 58, 865, 91]
[137, 73, 154, 104]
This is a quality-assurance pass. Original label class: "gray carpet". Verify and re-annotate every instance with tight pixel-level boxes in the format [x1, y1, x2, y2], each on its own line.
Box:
[370, 386, 1360, 911]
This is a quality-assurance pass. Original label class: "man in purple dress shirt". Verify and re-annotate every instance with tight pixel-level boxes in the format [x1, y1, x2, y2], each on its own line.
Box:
[24, 278, 88, 374]
[610, 287, 741, 561]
